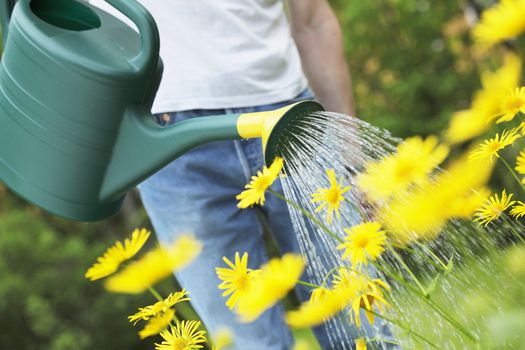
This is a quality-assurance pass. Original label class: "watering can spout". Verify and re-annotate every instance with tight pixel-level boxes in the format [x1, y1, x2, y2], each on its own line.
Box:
[99, 101, 325, 202]
[99, 108, 240, 202]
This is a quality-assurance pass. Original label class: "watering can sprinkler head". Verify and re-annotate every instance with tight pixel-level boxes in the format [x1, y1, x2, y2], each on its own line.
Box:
[0, 0, 325, 222]
[237, 100, 325, 166]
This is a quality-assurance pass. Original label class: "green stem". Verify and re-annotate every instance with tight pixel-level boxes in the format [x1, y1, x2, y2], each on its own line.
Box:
[321, 266, 341, 287]
[391, 242, 452, 271]
[501, 157, 525, 194]
[148, 286, 163, 302]
[148, 287, 180, 324]
[268, 189, 343, 243]
[320, 265, 360, 288]
[415, 250, 450, 272]
[371, 261, 412, 291]
[371, 261, 477, 342]
[414, 241, 450, 271]
[297, 280, 321, 289]
[367, 309, 439, 349]
[387, 243, 428, 296]
[366, 338, 400, 346]
[422, 295, 477, 342]
[344, 197, 367, 220]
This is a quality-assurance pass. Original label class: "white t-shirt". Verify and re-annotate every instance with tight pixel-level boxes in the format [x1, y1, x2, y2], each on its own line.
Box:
[88, 0, 308, 113]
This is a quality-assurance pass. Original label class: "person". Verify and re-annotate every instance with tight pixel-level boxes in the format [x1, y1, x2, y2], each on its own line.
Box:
[91, 1, 359, 348]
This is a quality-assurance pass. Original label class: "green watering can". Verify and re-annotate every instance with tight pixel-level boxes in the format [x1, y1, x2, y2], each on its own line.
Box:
[0, 0, 324, 221]
[0, 0, 14, 46]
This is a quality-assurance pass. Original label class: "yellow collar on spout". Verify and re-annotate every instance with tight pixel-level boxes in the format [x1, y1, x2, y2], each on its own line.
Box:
[236, 102, 303, 152]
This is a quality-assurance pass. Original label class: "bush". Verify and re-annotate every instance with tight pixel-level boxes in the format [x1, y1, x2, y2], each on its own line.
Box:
[0, 207, 155, 350]
[331, 0, 480, 138]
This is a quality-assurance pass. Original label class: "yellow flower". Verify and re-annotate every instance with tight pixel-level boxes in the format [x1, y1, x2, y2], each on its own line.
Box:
[376, 179, 449, 245]
[236, 157, 284, 209]
[356, 338, 367, 350]
[473, 0, 525, 47]
[139, 308, 175, 339]
[496, 87, 525, 123]
[311, 169, 351, 224]
[286, 287, 351, 328]
[105, 235, 202, 294]
[437, 151, 494, 219]
[337, 222, 386, 269]
[331, 270, 390, 328]
[445, 110, 488, 145]
[237, 254, 304, 322]
[215, 252, 253, 310]
[332, 268, 370, 294]
[469, 129, 519, 162]
[349, 276, 390, 328]
[332, 268, 354, 291]
[129, 289, 190, 324]
[309, 287, 330, 303]
[448, 188, 491, 219]
[474, 190, 515, 226]
[211, 327, 233, 350]
[155, 320, 207, 350]
[85, 228, 151, 281]
[445, 54, 522, 144]
[357, 136, 448, 201]
[378, 151, 493, 244]
[510, 201, 525, 219]
[516, 150, 525, 176]
[480, 53, 523, 117]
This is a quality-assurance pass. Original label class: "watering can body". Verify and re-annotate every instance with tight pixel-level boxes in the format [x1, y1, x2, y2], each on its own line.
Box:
[0, 0, 163, 220]
[0, 0, 324, 221]
[0, 0, 14, 45]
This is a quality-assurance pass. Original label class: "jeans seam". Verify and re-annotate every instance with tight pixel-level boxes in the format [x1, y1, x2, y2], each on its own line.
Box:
[227, 107, 254, 183]
[233, 140, 252, 183]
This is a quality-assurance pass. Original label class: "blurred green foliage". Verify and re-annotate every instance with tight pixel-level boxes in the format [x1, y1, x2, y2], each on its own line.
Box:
[394, 243, 525, 349]
[0, 189, 157, 349]
[331, 0, 480, 138]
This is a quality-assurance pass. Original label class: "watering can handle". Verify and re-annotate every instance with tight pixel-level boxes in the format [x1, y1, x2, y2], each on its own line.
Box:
[105, 0, 159, 70]
[0, 0, 15, 50]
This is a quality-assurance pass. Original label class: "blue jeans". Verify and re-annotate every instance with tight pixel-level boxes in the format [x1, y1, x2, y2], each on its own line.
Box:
[137, 90, 392, 349]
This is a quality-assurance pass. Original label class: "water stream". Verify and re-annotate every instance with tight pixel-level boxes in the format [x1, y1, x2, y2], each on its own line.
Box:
[276, 112, 522, 349]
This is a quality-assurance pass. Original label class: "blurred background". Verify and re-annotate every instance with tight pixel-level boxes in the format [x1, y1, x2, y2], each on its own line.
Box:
[0, 0, 524, 349]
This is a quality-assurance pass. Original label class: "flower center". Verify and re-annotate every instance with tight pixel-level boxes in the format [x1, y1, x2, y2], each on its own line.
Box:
[354, 234, 369, 249]
[235, 274, 248, 291]
[172, 339, 187, 350]
[335, 275, 352, 290]
[487, 141, 502, 154]
[506, 97, 524, 111]
[254, 176, 271, 192]
[325, 188, 340, 204]
[491, 204, 505, 216]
